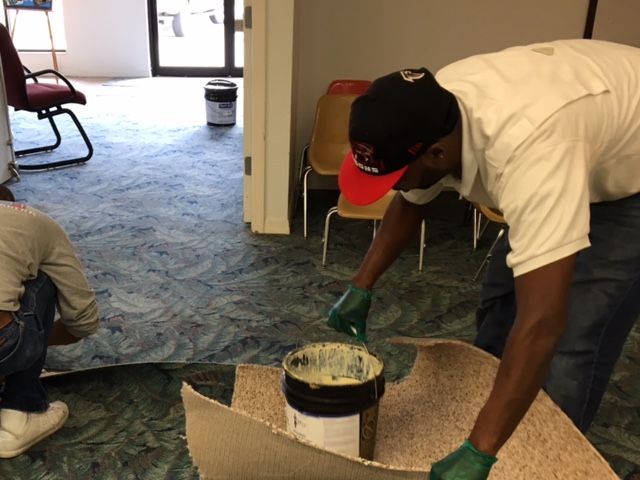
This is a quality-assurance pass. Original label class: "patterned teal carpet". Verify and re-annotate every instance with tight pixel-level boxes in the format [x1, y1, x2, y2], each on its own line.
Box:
[0, 78, 637, 479]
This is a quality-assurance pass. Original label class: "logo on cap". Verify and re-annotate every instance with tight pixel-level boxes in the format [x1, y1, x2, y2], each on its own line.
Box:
[400, 70, 425, 83]
[352, 142, 386, 174]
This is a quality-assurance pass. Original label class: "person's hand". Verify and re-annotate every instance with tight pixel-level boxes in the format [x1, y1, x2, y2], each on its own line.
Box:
[430, 440, 497, 480]
[327, 284, 372, 341]
[48, 320, 82, 346]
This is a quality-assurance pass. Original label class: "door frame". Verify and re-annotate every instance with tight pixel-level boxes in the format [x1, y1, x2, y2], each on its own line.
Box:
[148, 0, 243, 77]
[244, 0, 294, 234]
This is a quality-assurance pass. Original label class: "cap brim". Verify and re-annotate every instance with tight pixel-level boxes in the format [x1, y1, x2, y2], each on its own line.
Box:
[338, 151, 408, 206]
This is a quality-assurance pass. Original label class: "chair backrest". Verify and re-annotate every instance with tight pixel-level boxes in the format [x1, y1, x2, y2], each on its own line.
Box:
[308, 94, 358, 175]
[0, 24, 27, 108]
[326, 79, 371, 95]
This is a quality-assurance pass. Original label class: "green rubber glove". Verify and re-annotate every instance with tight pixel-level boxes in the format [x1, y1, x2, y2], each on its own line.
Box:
[327, 284, 372, 342]
[430, 440, 497, 480]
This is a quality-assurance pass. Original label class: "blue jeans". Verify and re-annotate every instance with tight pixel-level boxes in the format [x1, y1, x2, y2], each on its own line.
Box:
[0, 271, 57, 412]
[474, 193, 640, 432]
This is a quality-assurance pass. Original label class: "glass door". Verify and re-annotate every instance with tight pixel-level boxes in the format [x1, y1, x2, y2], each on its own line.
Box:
[149, 0, 243, 77]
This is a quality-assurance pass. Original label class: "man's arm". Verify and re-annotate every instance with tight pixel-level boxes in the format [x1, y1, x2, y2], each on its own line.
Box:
[352, 192, 428, 289]
[40, 215, 99, 338]
[328, 192, 428, 340]
[468, 254, 577, 455]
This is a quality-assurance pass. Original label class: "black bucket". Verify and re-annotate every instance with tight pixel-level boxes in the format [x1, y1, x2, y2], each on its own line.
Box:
[281, 342, 385, 460]
[204, 79, 238, 126]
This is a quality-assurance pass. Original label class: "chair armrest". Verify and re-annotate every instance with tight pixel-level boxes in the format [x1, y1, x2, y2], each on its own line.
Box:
[24, 69, 77, 96]
[22, 65, 39, 82]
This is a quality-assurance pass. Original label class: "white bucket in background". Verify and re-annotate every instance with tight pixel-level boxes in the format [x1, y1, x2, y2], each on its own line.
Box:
[204, 79, 238, 126]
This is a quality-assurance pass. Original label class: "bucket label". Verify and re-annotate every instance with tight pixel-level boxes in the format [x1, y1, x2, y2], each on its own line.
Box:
[285, 404, 360, 458]
[206, 100, 236, 125]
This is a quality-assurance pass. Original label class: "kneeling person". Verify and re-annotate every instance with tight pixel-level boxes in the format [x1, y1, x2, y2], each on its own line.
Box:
[0, 185, 98, 458]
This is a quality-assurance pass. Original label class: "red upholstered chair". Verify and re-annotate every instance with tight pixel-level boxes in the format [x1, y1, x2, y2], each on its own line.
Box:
[0, 23, 92, 171]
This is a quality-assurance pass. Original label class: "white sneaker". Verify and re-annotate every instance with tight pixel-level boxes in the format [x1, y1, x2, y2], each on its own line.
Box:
[0, 401, 69, 458]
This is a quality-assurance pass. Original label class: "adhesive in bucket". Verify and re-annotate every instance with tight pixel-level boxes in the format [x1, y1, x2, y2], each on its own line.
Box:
[281, 343, 385, 459]
[204, 79, 238, 126]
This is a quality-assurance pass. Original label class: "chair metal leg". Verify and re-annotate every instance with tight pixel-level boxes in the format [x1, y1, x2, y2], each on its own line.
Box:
[463, 200, 474, 225]
[478, 215, 490, 240]
[372, 219, 378, 239]
[8, 160, 19, 180]
[322, 206, 338, 267]
[418, 219, 426, 272]
[473, 208, 492, 250]
[473, 208, 479, 250]
[297, 145, 308, 186]
[303, 166, 312, 238]
[291, 145, 308, 234]
[15, 115, 61, 156]
[473, 227, 505, 282]
[16, 107, 93, 171]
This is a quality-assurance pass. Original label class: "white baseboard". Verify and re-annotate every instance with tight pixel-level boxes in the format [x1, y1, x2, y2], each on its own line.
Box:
[262, 217, 290, 234]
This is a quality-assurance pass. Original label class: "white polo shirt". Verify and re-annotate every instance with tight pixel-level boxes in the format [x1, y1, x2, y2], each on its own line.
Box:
[402, 39, 640, 276]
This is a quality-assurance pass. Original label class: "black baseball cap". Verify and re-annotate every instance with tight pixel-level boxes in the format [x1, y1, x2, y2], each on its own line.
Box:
[339, 68, 459, 205]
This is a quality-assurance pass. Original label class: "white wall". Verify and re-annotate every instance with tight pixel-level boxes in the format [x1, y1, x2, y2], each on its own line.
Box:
[20, 0, 151, 77]
[293, 0, 590, 190]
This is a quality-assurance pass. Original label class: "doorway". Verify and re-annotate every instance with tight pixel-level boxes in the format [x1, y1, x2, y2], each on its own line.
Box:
[148, 0, 243, 77]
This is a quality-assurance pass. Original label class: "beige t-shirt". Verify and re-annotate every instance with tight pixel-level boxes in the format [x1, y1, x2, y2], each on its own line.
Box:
[0, 202, 98, 337]
[402, 39, 640, 276]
